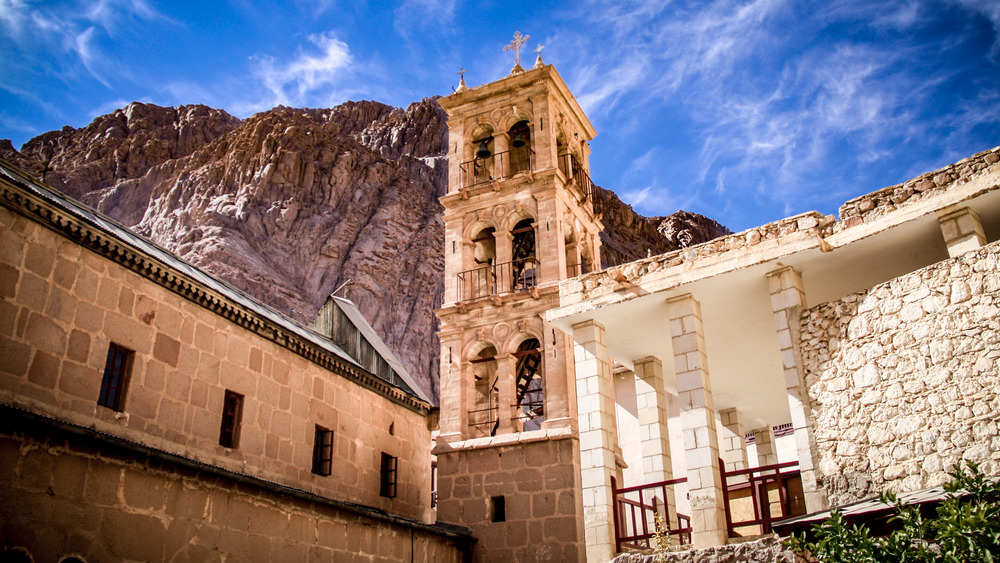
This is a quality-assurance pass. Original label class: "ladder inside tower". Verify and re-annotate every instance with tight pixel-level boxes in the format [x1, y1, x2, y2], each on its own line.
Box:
[514, 339, 543, 425]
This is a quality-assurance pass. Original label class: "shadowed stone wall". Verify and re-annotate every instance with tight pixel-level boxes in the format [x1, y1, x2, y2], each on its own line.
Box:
[0, 408, 471, 562]
[435, 436, 584, 562]
[799, 241, 1000, 506]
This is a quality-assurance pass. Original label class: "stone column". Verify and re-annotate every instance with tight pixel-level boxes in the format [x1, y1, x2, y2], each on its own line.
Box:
[666, 294, 727, 548]
[494, 354, 517, 435]
[719, 408, 748, 473]
[541, 323, 574, 431]
[572, 319, 618, 563]
[753, 426, 778, 467]
[938, 207, 986, 258]
[634, 356, 676, 527]
[496, 232, 513, 272]
[767, 266, 829, 513]
[437, 331, 466, 443]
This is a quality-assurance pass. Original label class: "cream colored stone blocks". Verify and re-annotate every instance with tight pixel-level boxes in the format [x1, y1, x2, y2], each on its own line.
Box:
[665, 294, 727, 548]
[753, 426, 778, 467]
[767, 266, 829, 513]
[571, 319, 618, 563]
[938, 207, 986, 258]
[633, 356, 676, 526]
[719, 407, 747, 473]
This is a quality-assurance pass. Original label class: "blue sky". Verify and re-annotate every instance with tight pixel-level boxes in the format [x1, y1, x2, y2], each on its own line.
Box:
[2, 0, 998, 232]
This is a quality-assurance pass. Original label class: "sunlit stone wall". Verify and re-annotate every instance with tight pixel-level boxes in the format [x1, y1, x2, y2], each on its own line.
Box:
[799, 240, 1000, 506]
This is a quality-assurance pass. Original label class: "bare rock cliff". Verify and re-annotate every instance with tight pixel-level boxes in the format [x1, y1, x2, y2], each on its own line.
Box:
[4, 100, 727, 402]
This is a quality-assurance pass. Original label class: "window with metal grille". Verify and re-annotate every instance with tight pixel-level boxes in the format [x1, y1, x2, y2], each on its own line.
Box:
[219, 390, 243, 448]
[380, 452, 397, 498]
[312, 425, 334, 476]
[98, 343, 133, 411]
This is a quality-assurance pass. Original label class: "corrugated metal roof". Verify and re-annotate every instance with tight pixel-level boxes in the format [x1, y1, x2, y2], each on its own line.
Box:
[773, 476, 1000, 531]
[329, 296, 431, 403]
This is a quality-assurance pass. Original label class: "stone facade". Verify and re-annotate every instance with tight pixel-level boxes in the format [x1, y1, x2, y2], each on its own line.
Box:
[0, 163, 471, 560]
[434, 63, 598, 561]
[800, 240, 1000, 506]
[1, 406, 469, 562]
[436, 434, 584, 561]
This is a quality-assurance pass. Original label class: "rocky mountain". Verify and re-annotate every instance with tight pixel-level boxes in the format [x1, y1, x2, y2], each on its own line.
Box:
[3, 100, 728, 402]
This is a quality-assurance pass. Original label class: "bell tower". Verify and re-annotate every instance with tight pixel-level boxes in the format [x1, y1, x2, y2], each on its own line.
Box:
[433, 40, 602, 562]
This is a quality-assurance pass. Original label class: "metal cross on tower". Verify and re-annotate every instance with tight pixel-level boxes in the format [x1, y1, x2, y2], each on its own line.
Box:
[503, 31, 530, 67]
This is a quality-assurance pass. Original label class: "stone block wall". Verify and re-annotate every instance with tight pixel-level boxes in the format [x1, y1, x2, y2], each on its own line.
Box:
[799, 241, 1000, 505]
[0, 203, 433, 521]
[0, 409, 469, 562]
[611, 535, 798, 563]
[435, 435, 585, 562]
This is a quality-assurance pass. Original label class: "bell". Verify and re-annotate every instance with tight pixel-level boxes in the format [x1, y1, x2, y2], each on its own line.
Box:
[476, 139, 491, 159]
[511, 133, 525, 148]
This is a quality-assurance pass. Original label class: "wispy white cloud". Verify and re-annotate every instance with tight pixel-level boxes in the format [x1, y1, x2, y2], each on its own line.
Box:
[238, 32, 353, 113]
[554, 0, 999, 227]
[2, 0, 174, 89]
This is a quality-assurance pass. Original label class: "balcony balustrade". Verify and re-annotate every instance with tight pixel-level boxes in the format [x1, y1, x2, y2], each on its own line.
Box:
[459, 147, 534, 188]
[456, 257, 538, 301]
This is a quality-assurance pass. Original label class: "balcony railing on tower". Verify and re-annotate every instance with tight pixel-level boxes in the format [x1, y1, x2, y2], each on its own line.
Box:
[559, 153, 601, 215]
[456, 257, 538, 301]
[460, 147, 534, 188]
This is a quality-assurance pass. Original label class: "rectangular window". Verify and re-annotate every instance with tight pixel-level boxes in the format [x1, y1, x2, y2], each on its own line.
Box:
[98, 343, 133, 411]
[380, 452, 397, 498]
[312, 425, 334, 476]
[219, 390, 244, 448]
[491, 495, 506, 522]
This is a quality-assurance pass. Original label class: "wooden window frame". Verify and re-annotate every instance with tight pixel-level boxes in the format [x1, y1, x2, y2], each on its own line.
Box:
[219, 390, 244, 448]
[312, 425, 334, 476]
[98, 343, 133, 411]
[380, 452, 398, 498]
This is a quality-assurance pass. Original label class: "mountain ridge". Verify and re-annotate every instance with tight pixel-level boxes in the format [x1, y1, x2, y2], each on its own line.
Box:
[3, 99, 729, 401]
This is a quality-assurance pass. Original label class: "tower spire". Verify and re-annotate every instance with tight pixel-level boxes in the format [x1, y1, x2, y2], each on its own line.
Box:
[533, 44, 545, 69]
[504, 31, 530, 75]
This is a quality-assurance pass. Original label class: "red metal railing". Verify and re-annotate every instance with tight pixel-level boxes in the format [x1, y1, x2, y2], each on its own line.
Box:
[720, 459, 803, 537]
[460, 147, 534, 188]
[456, 258, 538, 301]
[612, 476, 692, 552]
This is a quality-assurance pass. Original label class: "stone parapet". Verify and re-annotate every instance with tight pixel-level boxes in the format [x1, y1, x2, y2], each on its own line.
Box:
[837, 146, 1000, 230]
[800, 240, 1000, 506]
[560, 212, 831, 303]
[611, 535, 798, 563]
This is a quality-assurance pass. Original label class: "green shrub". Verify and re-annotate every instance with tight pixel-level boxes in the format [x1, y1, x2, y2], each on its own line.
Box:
[784, 462, 1000, 562]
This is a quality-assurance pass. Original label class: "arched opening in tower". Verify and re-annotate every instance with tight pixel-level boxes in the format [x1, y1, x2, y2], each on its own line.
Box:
[508, 120, 531, 175]
[470, 346, 499, 437]
[514, 338, 544, 431]
[511, 219, 536, 291]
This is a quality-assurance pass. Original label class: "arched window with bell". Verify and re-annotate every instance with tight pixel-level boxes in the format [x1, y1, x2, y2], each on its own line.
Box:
[507, 120, 531, 175]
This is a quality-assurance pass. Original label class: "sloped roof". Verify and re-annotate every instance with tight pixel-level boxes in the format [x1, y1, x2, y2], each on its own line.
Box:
[327, 296, 431, 403]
